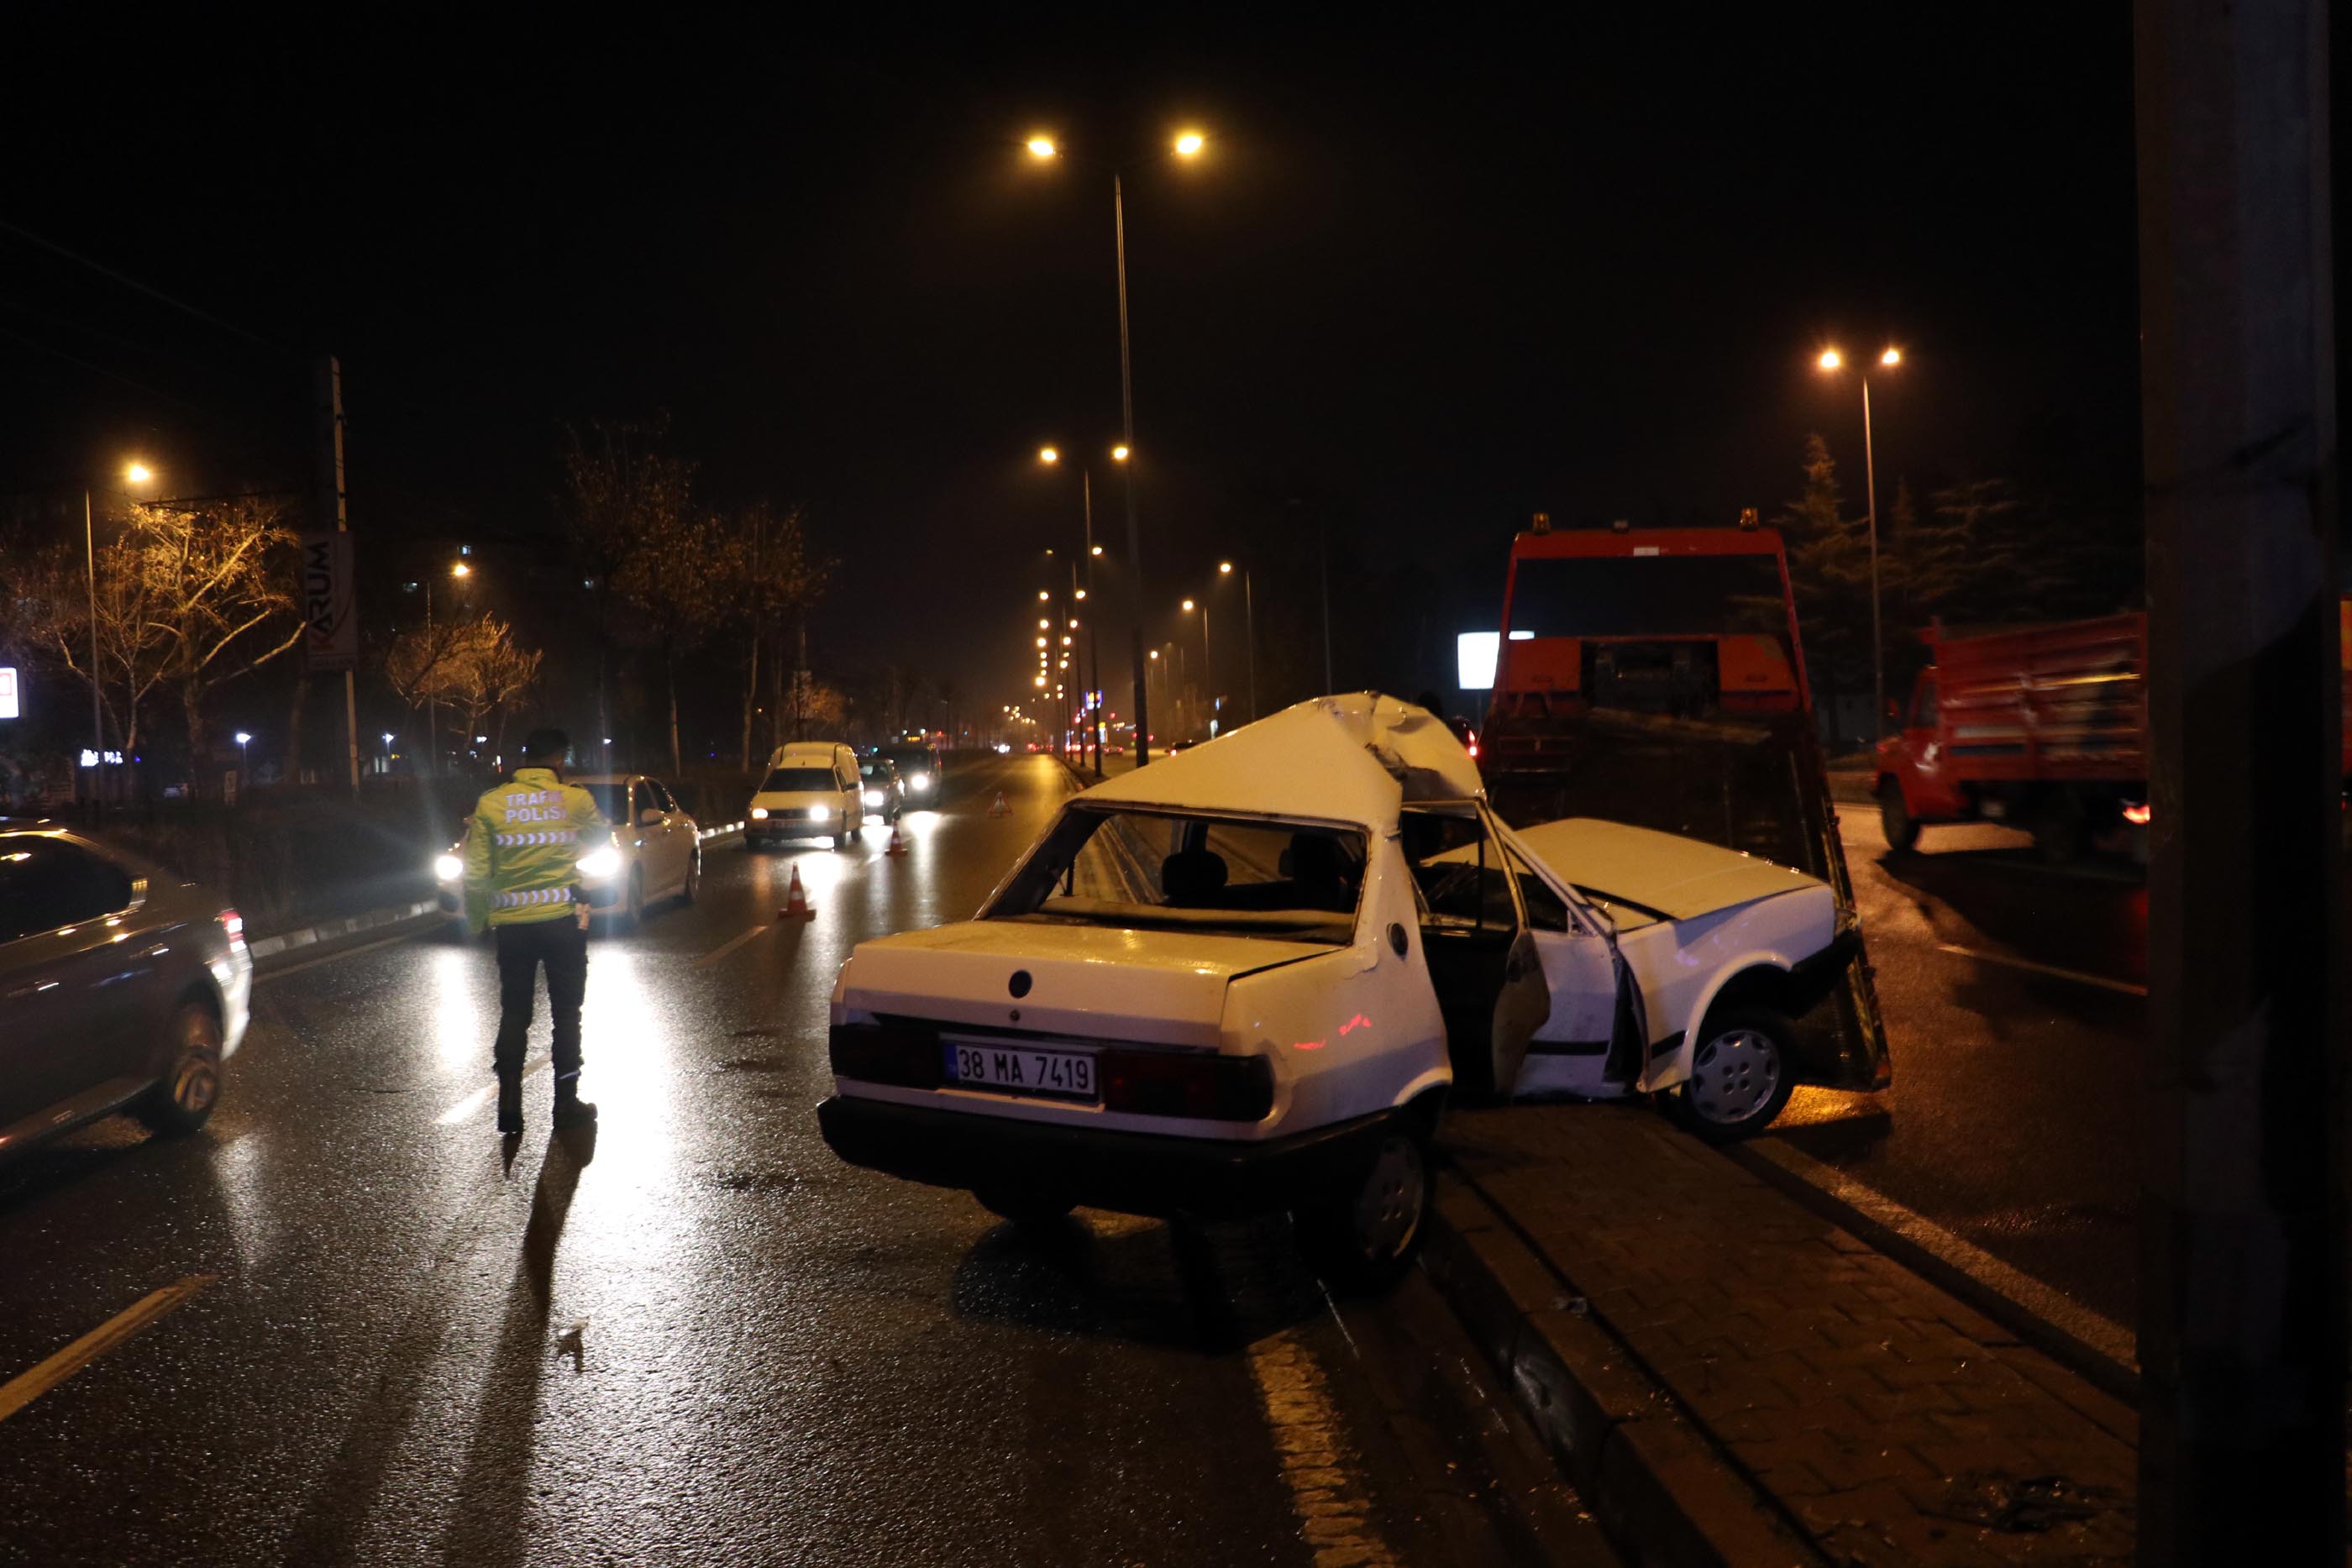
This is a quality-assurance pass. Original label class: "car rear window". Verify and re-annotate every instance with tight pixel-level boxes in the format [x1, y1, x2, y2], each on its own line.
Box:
[762, 768, 837, 792]
[987, 807, 1364, 945]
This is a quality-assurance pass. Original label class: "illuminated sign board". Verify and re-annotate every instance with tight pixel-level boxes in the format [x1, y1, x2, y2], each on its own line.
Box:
[0, 666, 17, 720]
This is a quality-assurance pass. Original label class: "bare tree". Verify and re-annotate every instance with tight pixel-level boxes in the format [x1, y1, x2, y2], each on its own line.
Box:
[386, 615, 542, 763]
[724, 502, 828, 770]
[560, 417, 696, 766]
[7, 537, 172, 777]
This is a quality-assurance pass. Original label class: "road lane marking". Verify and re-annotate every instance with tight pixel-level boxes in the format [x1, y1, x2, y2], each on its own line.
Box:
[1934, 943, 2148, 997]
[253, 931, 423, 985]
[436, 1059, 551, 1126]
[1244, 1329, 1401, 1568]
[1737, 1138, 2139, 1400]
[0, 1275, 216, 1425]
[694, 924, 772, 969]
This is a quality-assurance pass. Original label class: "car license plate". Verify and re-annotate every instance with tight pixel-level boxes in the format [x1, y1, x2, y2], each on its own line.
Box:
[943, 1040, 1097, 1102]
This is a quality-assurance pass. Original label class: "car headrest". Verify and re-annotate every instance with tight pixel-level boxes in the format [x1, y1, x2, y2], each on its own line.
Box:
[1161, 847, 1229, 904]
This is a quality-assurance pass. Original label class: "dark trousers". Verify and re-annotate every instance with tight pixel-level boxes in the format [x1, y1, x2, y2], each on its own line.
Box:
[493, 918, 589, 1082]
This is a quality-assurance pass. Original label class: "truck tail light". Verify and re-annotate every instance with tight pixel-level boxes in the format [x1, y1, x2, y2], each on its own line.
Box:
[1100, 1048, 1273, 1122]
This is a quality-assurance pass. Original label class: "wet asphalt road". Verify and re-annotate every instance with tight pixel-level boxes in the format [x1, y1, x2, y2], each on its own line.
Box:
[0, 755, 1609, 1568]
[1767, 810, 2147, 1326]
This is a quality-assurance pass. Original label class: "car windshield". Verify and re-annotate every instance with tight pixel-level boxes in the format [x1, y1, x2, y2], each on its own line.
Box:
[987, 806, 1364, 946]
[1505, 553, 1789, 638]
[582, 783, 629, 821]
[885, 749, 931, 772]
[859, 762, 889, 780]
[762, 768, 836, 792]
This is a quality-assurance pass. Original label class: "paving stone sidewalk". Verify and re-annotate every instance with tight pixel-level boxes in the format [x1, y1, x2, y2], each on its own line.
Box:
[1436, 1104, 2137, 1566]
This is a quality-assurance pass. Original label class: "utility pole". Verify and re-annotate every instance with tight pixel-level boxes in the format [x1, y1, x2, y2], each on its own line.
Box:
[2134, 2, 2341, 1561]
[312, 357, 361, 793]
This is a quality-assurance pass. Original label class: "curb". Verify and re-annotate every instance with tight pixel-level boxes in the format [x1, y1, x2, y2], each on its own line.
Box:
[1420, 1173, 1822, 1568]
[248, 899, 442, 966]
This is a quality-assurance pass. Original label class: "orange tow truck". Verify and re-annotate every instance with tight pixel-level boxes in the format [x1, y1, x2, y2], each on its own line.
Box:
[1480, 515, 1891, 1095]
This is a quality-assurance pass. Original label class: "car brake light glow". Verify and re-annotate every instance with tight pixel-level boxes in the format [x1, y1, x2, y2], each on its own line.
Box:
[2124, 803, 2151, 826]
[219, 910, 245, 946]
[1100, 1048, 1273, 1121]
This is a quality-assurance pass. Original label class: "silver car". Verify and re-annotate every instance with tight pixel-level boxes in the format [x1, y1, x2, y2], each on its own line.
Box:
[0, 823, 253, 1157]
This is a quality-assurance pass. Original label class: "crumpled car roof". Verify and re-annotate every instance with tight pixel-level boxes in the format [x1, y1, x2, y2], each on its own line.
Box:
[1080, 693, 1482, 831]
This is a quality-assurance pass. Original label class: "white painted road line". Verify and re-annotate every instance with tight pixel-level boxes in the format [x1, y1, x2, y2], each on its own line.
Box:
[0, 1275, 216, 1425]
[1741, 1138, 2139, 1389]
[694, 924, 772, 970]
[1935, 943, 2149, 997]
[1244, 1329, 1401, 1568]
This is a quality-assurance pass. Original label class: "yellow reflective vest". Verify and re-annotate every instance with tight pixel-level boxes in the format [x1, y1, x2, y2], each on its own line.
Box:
[462, 767, 612, 933]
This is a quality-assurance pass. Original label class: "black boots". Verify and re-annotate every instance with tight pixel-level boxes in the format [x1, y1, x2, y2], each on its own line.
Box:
[553, 1077, 598, 1130]
[496, 1072, 523, 1135]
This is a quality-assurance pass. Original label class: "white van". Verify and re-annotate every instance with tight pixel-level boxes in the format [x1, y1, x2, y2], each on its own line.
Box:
[748, 742, 864, 849]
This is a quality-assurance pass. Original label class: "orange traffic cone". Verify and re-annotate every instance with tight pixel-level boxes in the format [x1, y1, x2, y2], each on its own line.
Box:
[885, 824, 907, 857]
[777, 863, 814, 921]
[990, 790, 1011, 817]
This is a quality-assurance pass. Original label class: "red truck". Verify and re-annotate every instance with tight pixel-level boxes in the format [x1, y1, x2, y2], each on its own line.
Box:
[1873, 599, 2352, 863]
[1481, 515, 1890, 1099]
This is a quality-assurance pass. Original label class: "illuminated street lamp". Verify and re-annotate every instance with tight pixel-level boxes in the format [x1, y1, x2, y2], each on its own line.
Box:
[1024, 132, 1210, 767]
[1183, 595, 1213, 719]
[1816, 343, 1903, 741]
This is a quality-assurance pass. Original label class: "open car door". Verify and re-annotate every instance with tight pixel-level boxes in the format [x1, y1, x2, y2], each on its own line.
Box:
[1402, 802, 1551, 1102]
[1488, 821, 1644, 1099]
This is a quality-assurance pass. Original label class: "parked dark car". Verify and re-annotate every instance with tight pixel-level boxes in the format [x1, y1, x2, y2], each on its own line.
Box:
[0, 823, 252, 1157]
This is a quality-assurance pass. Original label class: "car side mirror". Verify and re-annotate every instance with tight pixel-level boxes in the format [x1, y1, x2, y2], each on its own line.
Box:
[639, 808, 664, 826]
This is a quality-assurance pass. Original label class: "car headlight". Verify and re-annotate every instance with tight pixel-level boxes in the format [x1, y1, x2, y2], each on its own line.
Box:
[909, 773, 932, 791]
[433, 853, 464, 883]
[809, 803, 831, 821]
[864, 789, 884, 807]
[750, 806, 769, 820]
[576, 846, 622, 880]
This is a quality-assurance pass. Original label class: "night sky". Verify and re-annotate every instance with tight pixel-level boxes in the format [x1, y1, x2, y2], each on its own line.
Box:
[1, 12, 2141, 736]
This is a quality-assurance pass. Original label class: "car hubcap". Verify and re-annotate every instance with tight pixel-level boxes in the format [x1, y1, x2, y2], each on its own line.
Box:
[172, 1013, 221, 1115]
[1690, 1028, 1779, 1123]
[1352, 1136, 1425, 1261]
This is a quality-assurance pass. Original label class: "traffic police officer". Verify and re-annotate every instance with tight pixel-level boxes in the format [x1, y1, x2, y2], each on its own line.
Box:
[463, 726, 611, 1134]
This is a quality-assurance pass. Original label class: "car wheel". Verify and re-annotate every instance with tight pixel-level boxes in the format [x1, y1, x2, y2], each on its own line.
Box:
[680, 849, 701, 906]
[138, 999, 223, 1136]
[975, 1185, 1075, 1227]
[618, 869, 646, 932]
[1297, 1130, 1431, 1294]
[1878, 780, 1920, 853]
[1673, 1005, 1796, 1142]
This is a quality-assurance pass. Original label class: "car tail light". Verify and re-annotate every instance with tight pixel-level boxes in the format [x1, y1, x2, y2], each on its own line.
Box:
[1100, 1048, 1273, 1122]
[219, 909, 246, 947]
[829, 1022, 944, 1088]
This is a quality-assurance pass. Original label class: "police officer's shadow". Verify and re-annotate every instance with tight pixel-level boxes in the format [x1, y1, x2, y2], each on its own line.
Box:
[438, 1125, 596, 1566]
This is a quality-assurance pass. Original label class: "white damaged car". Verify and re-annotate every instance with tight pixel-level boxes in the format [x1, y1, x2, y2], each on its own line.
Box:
[817, 694, 1880, 1287]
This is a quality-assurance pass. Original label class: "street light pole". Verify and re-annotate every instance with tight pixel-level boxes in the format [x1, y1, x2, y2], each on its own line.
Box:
[1113, 173, 1151, 767]
[1221, 561, 1257, 721]
[81, 490, 100, 801]
[1864, 374, 1882, 743]
[1081, 466, 1102, 775]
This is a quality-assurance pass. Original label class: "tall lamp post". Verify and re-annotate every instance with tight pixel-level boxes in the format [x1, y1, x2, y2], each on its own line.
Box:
[1817, 346, 1902, 741]
[1218, 560, 1257, 721]
[79, 460, 157, 805]
[1039, 444, 1125, 774]
[1183, 596, 1215, 736]
[1026, 128, 1207, 767]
